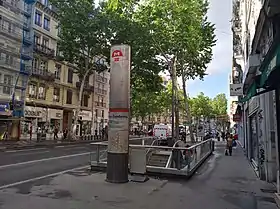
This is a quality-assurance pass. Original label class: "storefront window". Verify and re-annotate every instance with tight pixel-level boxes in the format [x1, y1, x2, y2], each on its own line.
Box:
[82, 121, 92, 135]
[21, 121, 30, 135]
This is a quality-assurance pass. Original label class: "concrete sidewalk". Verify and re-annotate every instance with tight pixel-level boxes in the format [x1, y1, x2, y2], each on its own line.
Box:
[0, 142, 277, 208]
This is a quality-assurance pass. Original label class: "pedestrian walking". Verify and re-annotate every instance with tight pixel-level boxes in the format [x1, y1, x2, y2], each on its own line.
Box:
[226, 133, 233, 156]
[63, 128, 68, 140]
[221, 131, 225, 141]
[54, 126, 59, 141]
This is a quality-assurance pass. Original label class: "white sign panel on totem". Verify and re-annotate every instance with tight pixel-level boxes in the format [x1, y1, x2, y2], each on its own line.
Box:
[108, 45, 131, 153]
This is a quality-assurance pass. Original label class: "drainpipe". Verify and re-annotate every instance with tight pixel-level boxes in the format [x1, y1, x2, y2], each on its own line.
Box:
[274, 89, 280, 193]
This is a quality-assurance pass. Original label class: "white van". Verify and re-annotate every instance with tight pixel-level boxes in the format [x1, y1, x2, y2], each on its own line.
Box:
[153, 124, 172, 139]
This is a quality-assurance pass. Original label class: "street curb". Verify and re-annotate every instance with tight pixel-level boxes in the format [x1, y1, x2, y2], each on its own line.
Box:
[0, 137, 151, 152]
[0, 140, 105, 151]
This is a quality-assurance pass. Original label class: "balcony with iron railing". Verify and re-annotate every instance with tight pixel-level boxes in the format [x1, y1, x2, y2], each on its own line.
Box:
[1, 0, 21, 14]
[95, 101, 106, 108]
[34, 44, 55, 58]
[21, 48, 33, 60]
[20, 64, 32, 75]
[96, 75, 108, 83]
[23, 19, 31, 30]
[0, 57, 20, 71]
[0, 22, 21, 41]
[23, 4, 32, 16]
[96, 88, 107, 95]
[23, 34, 32, 45]
[31, 68, 55, 82]
[76, 82, 95, 92]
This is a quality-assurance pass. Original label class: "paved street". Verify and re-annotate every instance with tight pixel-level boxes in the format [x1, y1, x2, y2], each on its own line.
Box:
[0, 141, 277, 208]
[0, 144, 95, 189]
[0, 137, 148, 189]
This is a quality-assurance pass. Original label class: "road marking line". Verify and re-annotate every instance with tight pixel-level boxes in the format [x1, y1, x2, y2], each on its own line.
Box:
[55, 146, 66, 148]
[0, 165, 89, 190]
[0, 152, 91, 170]
[13, 151, 50, 156]
[5, 148, 47, 153]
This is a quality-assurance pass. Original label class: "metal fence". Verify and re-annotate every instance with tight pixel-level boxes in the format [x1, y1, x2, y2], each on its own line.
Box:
[90, 138, 213, 178]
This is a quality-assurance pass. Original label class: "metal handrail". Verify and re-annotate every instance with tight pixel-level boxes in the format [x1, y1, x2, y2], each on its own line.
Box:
[146, 137, 161, 153]
[130, 139, 211, 150]
[146, 137, 163, 163]
[165, 140, 184, 168]
[90, 139, 213, 176]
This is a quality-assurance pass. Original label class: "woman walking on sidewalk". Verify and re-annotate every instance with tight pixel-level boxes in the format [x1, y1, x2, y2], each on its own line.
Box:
[226, 133, 233, 156]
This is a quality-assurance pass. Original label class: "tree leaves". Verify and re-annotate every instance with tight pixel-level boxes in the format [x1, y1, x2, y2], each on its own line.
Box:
[189, 92, 228, 120]
[51, 0, 217, 121]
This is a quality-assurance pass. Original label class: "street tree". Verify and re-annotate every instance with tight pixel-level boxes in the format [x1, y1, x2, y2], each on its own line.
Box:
[211, 93, 227, 116]
[50, 0, 110, 137]
[156, 82, 185, 122]
[133, 0, 216, 139]
[211, 93, 228, 129]
[189, 92, 213, 121]
[131, 85, 164, 123]
[177, 0, 216, 142]
[51, 0, 165, 137]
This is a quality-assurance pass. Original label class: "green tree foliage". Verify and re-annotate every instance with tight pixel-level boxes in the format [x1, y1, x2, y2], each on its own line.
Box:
[211, 93, 227, 116]
[189, 92, 229, 127]
[132, 80, 185, 121]
[50, 0, 164, 135]
[189, 92, 213, 119]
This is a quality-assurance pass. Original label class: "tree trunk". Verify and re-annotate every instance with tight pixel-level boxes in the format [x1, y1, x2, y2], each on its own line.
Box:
[181, 72, 195, 142]
[171, 60, 175, 141]
[72, 61, 91, 140]
[172, 56, 180, 141]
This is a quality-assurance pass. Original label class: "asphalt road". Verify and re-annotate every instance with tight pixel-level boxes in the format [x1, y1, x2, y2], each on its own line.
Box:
[0, 137, 150, 189]
[0, 144, 94, 188]
[0, 141, 277, 209]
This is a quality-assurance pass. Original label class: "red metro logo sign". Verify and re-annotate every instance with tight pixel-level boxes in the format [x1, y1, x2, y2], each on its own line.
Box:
[112, 50, 123, 62]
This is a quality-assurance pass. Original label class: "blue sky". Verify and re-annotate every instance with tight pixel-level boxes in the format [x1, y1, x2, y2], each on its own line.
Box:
[187, 0, 232, 99]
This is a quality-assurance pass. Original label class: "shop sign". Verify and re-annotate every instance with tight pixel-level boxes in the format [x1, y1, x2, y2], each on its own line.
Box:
[24, 110, 42, 117]
[47, 109, 63, 119]
[56, 113, 62, 118]
[233, 114, 241, 122]
[230, 83, 243, 96]
[24, 106, 44, 118]
[196, 124, 205, 137]
[79, 111, 92, 121]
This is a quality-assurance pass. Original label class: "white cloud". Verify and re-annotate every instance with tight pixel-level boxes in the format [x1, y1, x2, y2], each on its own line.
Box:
[206, 34, 232, 75]
[205, 0, 232, 75]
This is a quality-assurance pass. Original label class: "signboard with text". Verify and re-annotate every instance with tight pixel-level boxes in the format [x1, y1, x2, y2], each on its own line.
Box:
[197, 124, 205, 137]
[230, 83, 243, 96]
[108, 45, 131, 154]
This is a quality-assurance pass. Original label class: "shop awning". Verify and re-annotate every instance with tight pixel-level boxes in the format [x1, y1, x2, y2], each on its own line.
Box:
[240, 81, 257, 103]
[241, 33, 280, 103]
[259, 44, 280, 87]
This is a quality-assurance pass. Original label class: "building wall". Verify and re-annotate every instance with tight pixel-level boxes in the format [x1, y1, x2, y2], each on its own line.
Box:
[233, 0, 279, 183]
[0, 0, 34, 139]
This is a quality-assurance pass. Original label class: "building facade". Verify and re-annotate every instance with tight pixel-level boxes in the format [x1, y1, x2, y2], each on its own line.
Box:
[0, 0, 35, 140]
[0, 0, 110, 140]
[20, 0, 110, 140]
[232, 0, 280, 193]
